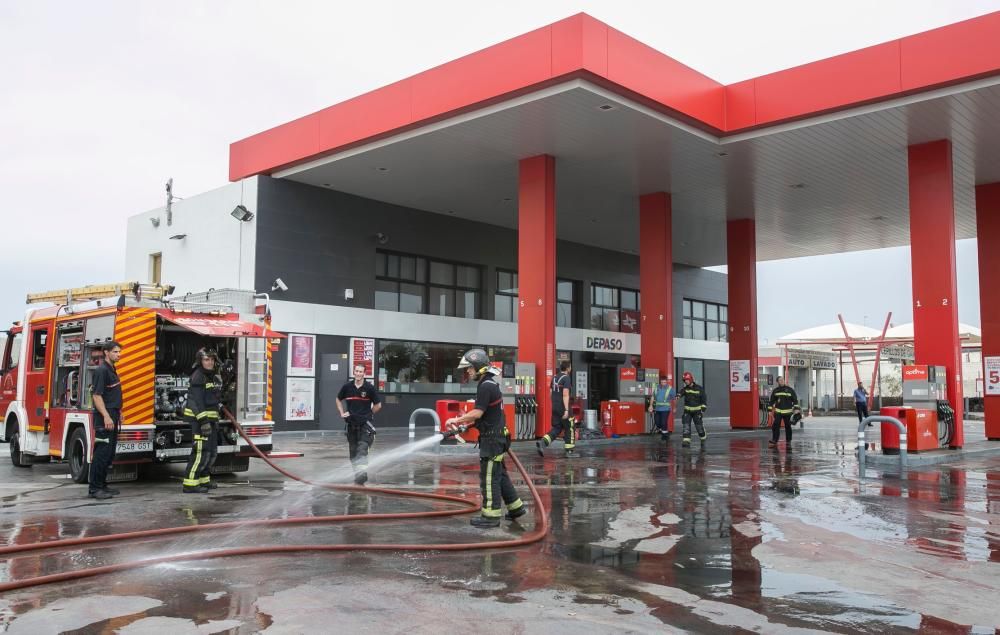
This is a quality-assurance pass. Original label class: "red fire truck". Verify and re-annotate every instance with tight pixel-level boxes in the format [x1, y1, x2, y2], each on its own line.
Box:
[0, 283, 282, 483]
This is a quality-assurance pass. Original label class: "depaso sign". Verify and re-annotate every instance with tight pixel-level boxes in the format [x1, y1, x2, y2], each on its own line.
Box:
[903, 365, 929, 382]
[585, 336, 624, 351]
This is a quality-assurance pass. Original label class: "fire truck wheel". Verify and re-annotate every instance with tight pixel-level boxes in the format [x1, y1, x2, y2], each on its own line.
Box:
[9, 431, 31, 468]
[68, 427, 90, 484]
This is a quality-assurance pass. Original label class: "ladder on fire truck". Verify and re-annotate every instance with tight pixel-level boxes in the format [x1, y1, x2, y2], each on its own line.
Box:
[26, 282, 175, 307]
[244, 338, 269, 420]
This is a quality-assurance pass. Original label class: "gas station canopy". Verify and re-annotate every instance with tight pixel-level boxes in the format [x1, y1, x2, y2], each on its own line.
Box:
[229, 12, 1000, 267]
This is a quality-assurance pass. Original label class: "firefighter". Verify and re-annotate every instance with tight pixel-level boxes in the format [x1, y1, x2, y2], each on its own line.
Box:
[89, 340, 123, 500]
[648, 375, 675, 442]
[336, 363, 382, 485]
[446, 349, 526, 528]
[182, 349, 222, 493]
[680, 371, 708, 448]
[768, 376, 800, 448]
[537, 361, 574, 456]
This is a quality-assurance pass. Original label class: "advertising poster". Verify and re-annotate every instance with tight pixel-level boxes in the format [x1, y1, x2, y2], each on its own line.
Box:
[286, 377, 315, 421]
[986, 357, 1000, 396]
[730, 359, 751, 391]
[287, 333, 316, 377]
[350, 337, 376, 379]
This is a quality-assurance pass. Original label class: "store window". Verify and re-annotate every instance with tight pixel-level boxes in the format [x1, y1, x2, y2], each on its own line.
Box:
[375, 251, 481, 318]
[494, 272, 577, 327]
[379, 340, 485, 394]
[557, 279, 578, 328]
[682, 299, 728, 342]
[590, 284, 641, 333]
[494, 270, 518, 323]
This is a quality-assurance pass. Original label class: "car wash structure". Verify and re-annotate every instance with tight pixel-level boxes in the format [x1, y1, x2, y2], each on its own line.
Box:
[132, 12, 1000, 447]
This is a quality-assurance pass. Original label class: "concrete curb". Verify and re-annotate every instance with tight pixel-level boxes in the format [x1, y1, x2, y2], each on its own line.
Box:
[865, 441, 1000, 468]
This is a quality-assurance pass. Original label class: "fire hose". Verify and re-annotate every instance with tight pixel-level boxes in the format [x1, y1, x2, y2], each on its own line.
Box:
[0, 412, 549, 593]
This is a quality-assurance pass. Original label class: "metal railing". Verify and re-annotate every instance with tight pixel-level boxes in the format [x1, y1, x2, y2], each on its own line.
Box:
[408, 408, 441, 441]
[858, 416, 907, 479]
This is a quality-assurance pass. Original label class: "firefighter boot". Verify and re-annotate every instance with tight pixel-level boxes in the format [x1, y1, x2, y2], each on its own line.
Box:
[536, 435, 551, 457]
[470, 515, 501, 528]
[103, 487, 121, 496]
[89, 490, 113, 500]
[183, 485, 209, 494]
[682, 437, 691, 448]
[506, 506, 527, 521]
[699, 433, 708, 446]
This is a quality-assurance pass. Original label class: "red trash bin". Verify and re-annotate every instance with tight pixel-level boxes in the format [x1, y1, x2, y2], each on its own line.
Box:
[879, 406, 909, 455]
[435, 400, 461, 434]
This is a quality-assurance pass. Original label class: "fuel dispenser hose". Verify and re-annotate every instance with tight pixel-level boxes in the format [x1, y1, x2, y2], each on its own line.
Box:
[0, 417, 549, 593]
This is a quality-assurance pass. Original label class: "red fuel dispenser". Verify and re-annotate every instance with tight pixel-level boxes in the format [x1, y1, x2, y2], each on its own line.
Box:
[882, 365, 953, 453]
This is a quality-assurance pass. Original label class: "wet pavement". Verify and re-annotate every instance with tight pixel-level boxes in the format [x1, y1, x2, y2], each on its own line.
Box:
[1, 416, 999, 633]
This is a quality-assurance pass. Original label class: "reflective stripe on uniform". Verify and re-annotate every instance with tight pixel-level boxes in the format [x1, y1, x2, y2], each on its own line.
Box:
[187, 439, 202, 482]
[94, 437, 110, 443]
[484, 460, 495, 512]
[199, 476, 211, 484]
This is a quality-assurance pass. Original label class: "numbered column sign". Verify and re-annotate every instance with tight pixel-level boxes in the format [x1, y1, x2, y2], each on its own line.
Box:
[986, 356, 1000, 396]
[730, 360, 751, 392]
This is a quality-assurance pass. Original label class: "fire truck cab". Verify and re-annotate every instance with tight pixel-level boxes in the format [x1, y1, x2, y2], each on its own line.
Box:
[0, 283, 282, 483]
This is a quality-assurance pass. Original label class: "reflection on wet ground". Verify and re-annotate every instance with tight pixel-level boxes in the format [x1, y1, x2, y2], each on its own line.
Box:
[0, 417, 998, 633]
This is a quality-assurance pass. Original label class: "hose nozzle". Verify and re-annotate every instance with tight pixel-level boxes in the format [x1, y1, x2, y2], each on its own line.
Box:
[440, 424, 469, 442]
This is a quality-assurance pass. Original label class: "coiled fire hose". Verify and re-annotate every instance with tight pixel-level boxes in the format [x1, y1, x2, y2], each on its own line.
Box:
[0, 412, 549, 593]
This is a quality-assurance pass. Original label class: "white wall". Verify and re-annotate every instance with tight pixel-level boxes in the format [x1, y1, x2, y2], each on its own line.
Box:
[125, 178, 258, 295]
[270, 299, 730, 360]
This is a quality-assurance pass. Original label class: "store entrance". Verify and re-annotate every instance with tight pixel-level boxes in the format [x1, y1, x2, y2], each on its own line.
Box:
[589, 364, 618, 405]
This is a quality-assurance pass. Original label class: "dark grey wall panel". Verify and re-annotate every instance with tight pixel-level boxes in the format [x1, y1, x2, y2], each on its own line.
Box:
[255, 177, 730, 428]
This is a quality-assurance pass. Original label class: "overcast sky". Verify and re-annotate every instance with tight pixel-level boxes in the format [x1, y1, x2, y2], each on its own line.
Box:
[1, 0, 995, 342]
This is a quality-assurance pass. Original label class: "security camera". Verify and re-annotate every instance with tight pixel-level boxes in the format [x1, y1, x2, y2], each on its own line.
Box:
[271, 278, 288, 292]
[376, 232, 389, 245]
[149, 217, 161, 228]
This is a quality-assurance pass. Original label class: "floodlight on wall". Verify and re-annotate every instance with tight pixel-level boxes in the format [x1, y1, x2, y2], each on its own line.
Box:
[150, 217, 161, 228]
[231, 205, 254, 222]
[376, 232, 389, 245]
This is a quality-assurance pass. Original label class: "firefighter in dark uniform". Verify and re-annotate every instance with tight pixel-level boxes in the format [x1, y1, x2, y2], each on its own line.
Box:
[680, 371, 708, 448]
[89, 340, 124, 500]
[537, 361, 574, 456]
[446, 349, 526, 528]
[336, 363, 382, 485]
[768, 376, 800, 448]
[182, 349, 222, 493]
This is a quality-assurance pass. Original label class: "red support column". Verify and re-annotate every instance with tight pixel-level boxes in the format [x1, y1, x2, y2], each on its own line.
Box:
[727, 219, 759, 428]
[518, 155, 556, 437]
[639, 192, 674, 383]
[976, 182, 1000, 440]
[908, 140, 964, 447]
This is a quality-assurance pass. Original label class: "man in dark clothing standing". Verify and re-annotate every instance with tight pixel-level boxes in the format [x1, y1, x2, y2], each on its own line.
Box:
[446, 349, 526, 529]
[89, 340, 123, 500]
[853, 381, 871, 427]
[182, 349, 223, 493]
[537, 361, 574, 456]
[680, 371, 708, 448]
[768, 376, 800, 448]
[337, 363, 382, 485]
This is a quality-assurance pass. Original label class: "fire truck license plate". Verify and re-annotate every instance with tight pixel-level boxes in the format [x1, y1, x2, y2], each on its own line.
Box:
[116, 442, 152, 453]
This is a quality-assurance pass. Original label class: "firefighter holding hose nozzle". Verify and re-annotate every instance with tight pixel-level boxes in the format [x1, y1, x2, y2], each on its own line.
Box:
[445, 349, 526, 528]
[182, 349, 222, 493]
